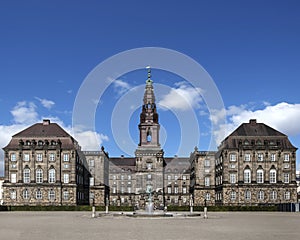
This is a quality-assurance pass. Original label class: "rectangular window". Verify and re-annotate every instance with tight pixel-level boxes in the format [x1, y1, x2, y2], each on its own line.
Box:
[10, 190, 16, 200]
[244, 170, 251, 183]
[112, 187, 116, 194]
[258, 191, 264, 200]
[63, 153, 69, 162]
[127, 187, 131, 193]
[23, 153, 30, 161]
[89, 159, 95, 167]
[257, 153, 263, 161]
[270, 153, 276, 162]
[64, 174, 70, 184]
[230, 154, 236, 162]
[204, 177, 210, 187]
[283, 173, 289, 183]
[257, 170, 264, 183]
[204, 159, 210, 167]
[10, 153, 16, 161]
[167, 175, 171, 184]
[23, 169, 30, 183]
[113, 175, 116, 180]
[36, 190, 42, 200]
[182, 187, 187, 194]
[167, 187, 172, 194]
[174, 187, 179, 194]
[205, 193, 210, 201]
[270, 171, 276, 183]
[147, 174, 152, 180]
[11, 173, 17, 183]
[229, 173, 236, 184]
[270, 191, 277, 200]
[36, 153, 43, 161]
[89, 177, 94, 186]
[284, 191, 290, 200]
[182, 175, 187, 181]
[48, 190, 55, 200]
[244, 153, 251, 162]
[284, 154, 290, 162]
[128, 175, 131, 180]
[230, 191, 236, 201]
[49, 153, 55, 161]
[63, 190, 69, 200]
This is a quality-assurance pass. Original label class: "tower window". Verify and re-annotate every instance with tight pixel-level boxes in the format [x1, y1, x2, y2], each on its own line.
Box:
[147, 128, 152, 142]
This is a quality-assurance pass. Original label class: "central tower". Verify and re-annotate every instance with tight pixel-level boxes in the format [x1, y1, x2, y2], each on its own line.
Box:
[135, 67, 164, 208]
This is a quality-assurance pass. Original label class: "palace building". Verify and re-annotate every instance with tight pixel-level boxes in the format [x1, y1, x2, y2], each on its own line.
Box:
[1, 69, 298, 207]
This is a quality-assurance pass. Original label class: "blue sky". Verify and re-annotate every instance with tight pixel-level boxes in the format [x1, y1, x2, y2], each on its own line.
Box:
[1, 0, 300, 175]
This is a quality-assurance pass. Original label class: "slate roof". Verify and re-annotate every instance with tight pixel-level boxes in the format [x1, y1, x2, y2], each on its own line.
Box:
[221, 119, 297, 150]
[3, 120, 78, 150]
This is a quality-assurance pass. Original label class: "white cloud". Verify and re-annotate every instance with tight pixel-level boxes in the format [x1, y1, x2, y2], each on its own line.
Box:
[10, 101, 39, 124]
[107, 77, 131, 95]
[211, 102, 300, 146]
[35, 97, 55, 109]
[71, 130, 109, 151]
[158, 83, 203, 111]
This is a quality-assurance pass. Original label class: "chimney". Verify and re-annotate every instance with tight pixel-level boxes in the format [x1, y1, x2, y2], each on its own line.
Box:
[249, 119, 257, 125]
[43, 119, 50, 125]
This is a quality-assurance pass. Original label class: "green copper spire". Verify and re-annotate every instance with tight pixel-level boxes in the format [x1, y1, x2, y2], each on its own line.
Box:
[146, 66, 153, 84]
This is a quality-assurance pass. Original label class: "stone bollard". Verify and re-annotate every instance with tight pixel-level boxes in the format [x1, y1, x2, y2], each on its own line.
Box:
[105, 205, 109, 214]
[92, 206, 96, 218]
[204, 207, 208, 219]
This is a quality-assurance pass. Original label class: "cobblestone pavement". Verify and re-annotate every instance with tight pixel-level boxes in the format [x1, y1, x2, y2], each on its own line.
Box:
[0, 211, 299, 240]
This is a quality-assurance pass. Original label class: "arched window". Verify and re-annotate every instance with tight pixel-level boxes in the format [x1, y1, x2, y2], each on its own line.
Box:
[23, 189, 30, 199]
[270, 169, 277, 183]
[49, 168, 56, 183]
[244, 169, 251, 183]
[23, 168, 30, 183]
[256, 169, 264, 183]
[36, 168, 43, 183]
[146, 128, 152, 142]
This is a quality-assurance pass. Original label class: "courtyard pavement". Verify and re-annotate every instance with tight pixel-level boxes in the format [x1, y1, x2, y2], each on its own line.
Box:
[0, 211, 299, 240]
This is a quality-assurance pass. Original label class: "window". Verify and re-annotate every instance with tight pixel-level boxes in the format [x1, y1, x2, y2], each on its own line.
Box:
[257, 153, 263, 161]
[23, 153, 30, 161]
[230, 173, 236, 184]
[284, 154, 290, 162]
[112, 187, 116, 194]
[127, 187, 131, 193]
[63, 153, 69, 162]
[244, 169, 251, 183]
[10, 189, 16, 200]
[270, 190, 277, 200]
[63, 190, 69, 200]
[230, 154, 236, 162]
[270, 153, 276, 162]
[36, 168, 43, 183]
[244, 153, 251, 162]
[64, 164, 69, 169]
[258, 190, 264, 200]
[204, 177, 210, 187]
[174, 187, 179, 194]
[113, 175, 116, 180]
[174, 175, 178, 181]
[205, 193, 211, 201]
[121, 175, 124, 180]
[284, 191, 290, 200]
[283, 173, 289, 183]
[23, 168, 30, 183]
[10, 153, 16, 161]
[49, 153, 55, 161]
[230, 191, 236, 201]
[167, 175, 172, 184]
[36, 153, 43, 162]
[182, 187, 187, 194]
[23, 189, 30, 199]
[147, 174, 152, 180]
[147, 163, 152, 170]
[36, 189, 42, 200]
[121, 186, 125, 193]
[167, 187, 172, 194]
[182, 175, 187, 181]
[204, 159, 210, 167]
[89, 159, 95, 167]
[128, 175, 131, 180]
[256, 169, 264, 183]
[48, 189, 55, 200]
[89, 177, 94, 186]
[270, 169, 277, 183]
[49, 169, 56, 183]
[63, 173, 69, 184]
[245, 190, 251, 200]
[11, 173, 17, 183]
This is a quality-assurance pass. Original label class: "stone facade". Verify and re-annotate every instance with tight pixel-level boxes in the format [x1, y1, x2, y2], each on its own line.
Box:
[215, 119, 298, 206]
[2, 119, 89, 206]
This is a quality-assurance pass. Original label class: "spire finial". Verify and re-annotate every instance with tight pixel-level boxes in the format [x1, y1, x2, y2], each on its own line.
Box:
[146, 66, 152, 84]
